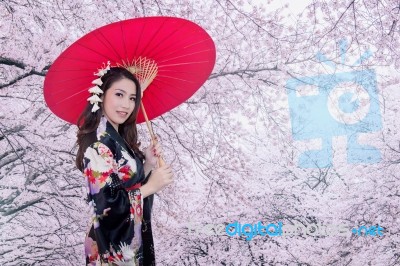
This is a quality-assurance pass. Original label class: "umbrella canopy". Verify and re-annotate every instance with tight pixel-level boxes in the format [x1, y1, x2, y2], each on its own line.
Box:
[43, 16, 216, 124]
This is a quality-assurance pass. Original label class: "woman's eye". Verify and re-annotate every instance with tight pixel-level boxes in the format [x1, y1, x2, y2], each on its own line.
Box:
[130, 97, 136, 102]
[116, 93, 123, 97]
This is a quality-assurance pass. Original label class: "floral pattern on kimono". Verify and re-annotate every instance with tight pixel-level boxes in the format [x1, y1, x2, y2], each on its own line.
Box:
[83, 116, 155, 266]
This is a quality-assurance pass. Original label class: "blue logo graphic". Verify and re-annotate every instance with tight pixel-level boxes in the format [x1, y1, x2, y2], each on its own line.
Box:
[351, 225, 384, 236]
[225, 221, 283, 241]
[286, 40, 382, 168]
[187, 220, 387, 239]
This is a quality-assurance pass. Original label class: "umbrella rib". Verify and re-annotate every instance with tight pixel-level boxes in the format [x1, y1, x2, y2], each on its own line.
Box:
[57, 56, 111, 65]
[48, 88, 87, 105]
[69, 43, 119, 61]
[46, 76, 92, 87]
[135, 18, 171, 56]
[142, 21, 211, 60]
[148, 82, 194, 107]
[155, 75, 195, 84]
[120, 21, 128, 60]
[95, 27, 125, 61]
[154, 38, 214, 62]
[49, 65, 103, 72]
[55, 96, 86, 114]
[139, 17, 200, 58]
[145, 85, 171, 112]
[159, 61, 213, 68]
[67, 27, 125, 62]
[61, 46, 113, 62]
[132, 18, 147, 57]
[157, 48, 215, 64]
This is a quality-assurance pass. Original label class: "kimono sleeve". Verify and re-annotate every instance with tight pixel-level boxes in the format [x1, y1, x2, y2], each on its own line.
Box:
[83, 142, 130, 231]
[83, 142, 145, 263]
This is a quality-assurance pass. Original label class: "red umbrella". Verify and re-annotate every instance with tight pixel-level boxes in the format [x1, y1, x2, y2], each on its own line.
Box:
[43, 16, 216, 125]
[44, 16, 216, 166]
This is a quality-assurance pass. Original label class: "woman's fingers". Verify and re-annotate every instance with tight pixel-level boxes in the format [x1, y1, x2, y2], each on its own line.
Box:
[159, 165, 173, 182]
[151, 142, 163, 157]
[157, 164, 172, 172]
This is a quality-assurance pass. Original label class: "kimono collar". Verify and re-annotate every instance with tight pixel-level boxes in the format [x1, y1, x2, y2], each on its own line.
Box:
[97, 116, 135, 158]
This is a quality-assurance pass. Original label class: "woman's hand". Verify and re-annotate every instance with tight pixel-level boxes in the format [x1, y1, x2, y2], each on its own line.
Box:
[139, 165, 173, 198]
[143, 141, 162, 170]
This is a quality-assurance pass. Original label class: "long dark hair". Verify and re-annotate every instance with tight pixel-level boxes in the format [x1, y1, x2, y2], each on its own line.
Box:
[75, 67, 144, 172]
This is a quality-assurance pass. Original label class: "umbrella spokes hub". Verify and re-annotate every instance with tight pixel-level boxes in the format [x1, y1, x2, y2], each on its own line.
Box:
[118, 57, 158, 93]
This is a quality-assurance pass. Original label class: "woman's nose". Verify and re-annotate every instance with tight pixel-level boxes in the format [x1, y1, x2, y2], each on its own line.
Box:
[122, 97, 131, 108]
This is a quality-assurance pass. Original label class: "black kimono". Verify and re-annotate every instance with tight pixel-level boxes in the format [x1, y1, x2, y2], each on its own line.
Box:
[83, 116, 155, 265]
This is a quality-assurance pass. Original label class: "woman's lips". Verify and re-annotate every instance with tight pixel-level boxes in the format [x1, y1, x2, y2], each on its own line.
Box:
[117, 111, 128, 117]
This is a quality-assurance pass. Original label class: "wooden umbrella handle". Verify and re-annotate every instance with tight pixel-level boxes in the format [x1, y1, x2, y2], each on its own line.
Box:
[140, 102, 166, 167]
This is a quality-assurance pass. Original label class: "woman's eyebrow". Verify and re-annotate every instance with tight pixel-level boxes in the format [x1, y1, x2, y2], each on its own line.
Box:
[115, 88, 136, 96]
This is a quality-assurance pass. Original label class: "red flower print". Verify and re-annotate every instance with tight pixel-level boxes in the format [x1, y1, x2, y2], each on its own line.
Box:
[99, 169, 112, 183]
[106, 149, 113, 158]
[119, 165, 131, 181]
[85, 168, 96, 184]
[98, 144, 112, 157]
[135, 205, 142, 216]
[116, 252, 123, 260]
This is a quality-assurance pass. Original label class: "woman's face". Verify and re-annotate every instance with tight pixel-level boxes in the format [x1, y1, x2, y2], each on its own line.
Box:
[102, 78, 137, 131]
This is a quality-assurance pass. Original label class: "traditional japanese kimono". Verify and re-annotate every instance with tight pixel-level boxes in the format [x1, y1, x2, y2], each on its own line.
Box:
[83, 116, 155, 265]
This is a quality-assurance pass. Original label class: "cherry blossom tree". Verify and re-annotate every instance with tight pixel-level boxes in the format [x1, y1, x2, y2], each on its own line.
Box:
[1, 0, 399, 265]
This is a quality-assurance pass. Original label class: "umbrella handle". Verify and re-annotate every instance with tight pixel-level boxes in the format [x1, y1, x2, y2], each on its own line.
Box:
[151, 136, 166, 167]
[140, 102, 166, 167]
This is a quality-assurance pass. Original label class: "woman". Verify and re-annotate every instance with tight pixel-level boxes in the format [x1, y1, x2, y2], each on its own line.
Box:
[75, 66, 173, 265]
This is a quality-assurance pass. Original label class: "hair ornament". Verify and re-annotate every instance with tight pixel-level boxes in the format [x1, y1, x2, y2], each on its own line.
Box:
[94, 61, 111, 77]
[88, 85, 104, 94]
[88, 61, 110, 112]
[87, 94, 102, 104]
[92, 78, 103, 86]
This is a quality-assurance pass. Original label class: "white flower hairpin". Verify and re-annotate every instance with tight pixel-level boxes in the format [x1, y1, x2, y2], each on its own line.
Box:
[87, 61, 110, 112]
